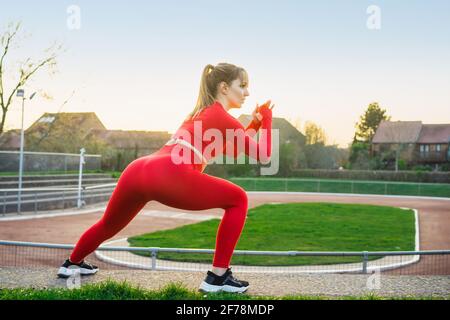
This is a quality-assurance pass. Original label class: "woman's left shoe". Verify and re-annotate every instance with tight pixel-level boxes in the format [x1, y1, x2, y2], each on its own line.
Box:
[199, 268, 249, 293]
[57, 259, 99, 278]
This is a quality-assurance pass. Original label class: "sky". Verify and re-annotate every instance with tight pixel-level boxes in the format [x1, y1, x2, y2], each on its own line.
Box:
[1, 0, 449, 148]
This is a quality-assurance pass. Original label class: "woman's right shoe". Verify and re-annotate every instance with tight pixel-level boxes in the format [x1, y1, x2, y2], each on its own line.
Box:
[57, 259, 99, 278]
[199, 268, 249, 293]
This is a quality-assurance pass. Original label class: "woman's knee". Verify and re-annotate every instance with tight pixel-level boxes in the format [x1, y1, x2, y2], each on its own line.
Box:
[230, 186, 248, 210]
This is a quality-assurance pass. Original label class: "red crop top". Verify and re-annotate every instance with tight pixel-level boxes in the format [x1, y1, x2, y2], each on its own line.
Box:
[170, 100, 272, 167]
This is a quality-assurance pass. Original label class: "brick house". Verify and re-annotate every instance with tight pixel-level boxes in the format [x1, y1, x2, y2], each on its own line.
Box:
[371, 120, 450, 169]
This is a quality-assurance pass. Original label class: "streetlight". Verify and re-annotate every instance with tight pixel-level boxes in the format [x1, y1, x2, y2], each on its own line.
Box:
[16, 89, 36, 214]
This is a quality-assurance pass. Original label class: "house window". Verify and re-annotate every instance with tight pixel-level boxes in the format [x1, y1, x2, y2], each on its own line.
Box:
[436, 144, 441, 152]
[420, 145, 430, 153]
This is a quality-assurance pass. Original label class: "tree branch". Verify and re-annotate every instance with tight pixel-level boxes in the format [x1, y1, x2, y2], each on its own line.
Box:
[0, 22, 22, 112]
[4, 54, 57, 111]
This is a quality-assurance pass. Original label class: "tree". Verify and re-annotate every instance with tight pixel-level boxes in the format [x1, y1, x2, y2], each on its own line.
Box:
[0, 21, 62, 134]
[354, 102, 391, 143]
[304, 121, 327, 145]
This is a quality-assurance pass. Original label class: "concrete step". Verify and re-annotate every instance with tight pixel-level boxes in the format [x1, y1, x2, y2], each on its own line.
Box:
[0, 188, 114, 214]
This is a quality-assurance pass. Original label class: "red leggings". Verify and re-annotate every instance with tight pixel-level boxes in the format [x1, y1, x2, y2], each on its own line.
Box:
[69, 145, 248, 268]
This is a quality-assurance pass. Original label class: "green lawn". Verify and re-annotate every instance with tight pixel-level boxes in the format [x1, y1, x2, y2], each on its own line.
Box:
[230, 177, 450, 198]
[128, 203, 416, 266]
[1, 280, 445, 300]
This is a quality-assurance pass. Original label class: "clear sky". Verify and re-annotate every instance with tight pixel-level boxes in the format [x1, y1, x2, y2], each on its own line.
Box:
[2, 0, 449, 147]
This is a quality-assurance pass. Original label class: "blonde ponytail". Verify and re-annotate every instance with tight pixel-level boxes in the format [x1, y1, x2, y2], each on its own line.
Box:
[185, 62, 248, 121]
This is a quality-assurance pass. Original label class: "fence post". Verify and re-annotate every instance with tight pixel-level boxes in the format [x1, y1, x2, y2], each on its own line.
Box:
[34, 192, 37, 214]
[151, 249, 157, 270]
[318, 180, 321, 193]
[77, 148, 86, 208]
[3, 191, 6, 216]
[284, 179, 287, 192]
[362, 251, 369, 274]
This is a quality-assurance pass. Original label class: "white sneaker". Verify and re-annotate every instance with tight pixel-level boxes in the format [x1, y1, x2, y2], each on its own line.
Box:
[199, 268, 249, 293]
[57, 259, 99, 278]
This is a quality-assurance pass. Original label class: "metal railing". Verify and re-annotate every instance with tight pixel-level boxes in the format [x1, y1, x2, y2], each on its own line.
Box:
[0, 184, 116, 215]
[0, 240, 449, 275]
[0, 150, 101, 172]
[230, 177, 450, 198]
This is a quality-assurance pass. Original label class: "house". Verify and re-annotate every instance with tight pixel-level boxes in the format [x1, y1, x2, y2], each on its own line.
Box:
[0, 112, 171, 154]
[238, 114, 306, 146]
[0, 129, 21, 151]
[0, 113, 108, 151]
[371, 120, 450, 168]
[85, 129, 172, 157]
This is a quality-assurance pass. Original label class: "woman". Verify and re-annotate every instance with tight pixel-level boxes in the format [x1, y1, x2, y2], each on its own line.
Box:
[57, 62, 274, 293]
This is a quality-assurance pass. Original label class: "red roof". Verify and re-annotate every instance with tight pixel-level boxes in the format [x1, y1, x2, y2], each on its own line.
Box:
[417, 124, 450, 143]
[372, 121, 422, 143]
[373, 121, 450, 144]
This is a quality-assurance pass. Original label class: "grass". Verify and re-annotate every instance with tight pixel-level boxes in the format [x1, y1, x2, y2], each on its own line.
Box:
[128, 203, 416, 266]
[0, 280, 446, 300]
[230, 177, 450, 198]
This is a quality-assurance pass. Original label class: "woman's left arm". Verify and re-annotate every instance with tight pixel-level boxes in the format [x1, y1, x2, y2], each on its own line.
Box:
[244, 101, 270, 137]
[221, 104, 273, 163]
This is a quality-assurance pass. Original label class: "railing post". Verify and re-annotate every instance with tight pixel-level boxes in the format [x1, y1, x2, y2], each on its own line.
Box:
[151, 249, 157, 270]
[77, 148, 86, 208]
[362, 251, 369, 274]
[34, 192, 37, 214]
[3, 191, 6, 216]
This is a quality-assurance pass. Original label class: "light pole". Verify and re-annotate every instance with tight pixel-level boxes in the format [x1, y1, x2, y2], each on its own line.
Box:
[16, 89, 36, 214]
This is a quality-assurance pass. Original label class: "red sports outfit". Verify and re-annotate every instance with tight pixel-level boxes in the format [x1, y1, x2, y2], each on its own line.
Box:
[69, 100, 272, 268]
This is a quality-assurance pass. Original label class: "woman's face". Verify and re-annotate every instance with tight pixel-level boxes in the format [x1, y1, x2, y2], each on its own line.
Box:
[222, 78, 249, 109]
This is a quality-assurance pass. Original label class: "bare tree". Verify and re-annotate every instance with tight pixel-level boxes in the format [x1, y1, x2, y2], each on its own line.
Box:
[0, 21, 62, 134]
